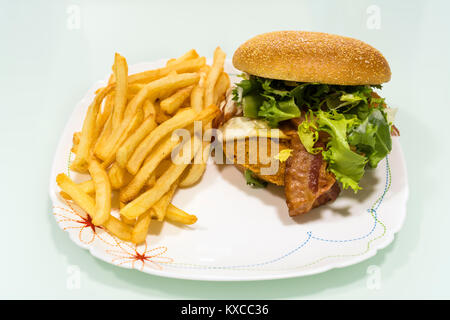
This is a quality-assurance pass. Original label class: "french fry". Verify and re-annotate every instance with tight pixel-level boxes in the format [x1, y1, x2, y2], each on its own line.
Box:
[70, 87, 111, 172]
[126, 108, 197, 174]
[179, 127, 211, 187]
[127, 57, 205, 84]
[119, 194, 136, 226]
[58, 50, 222, 245]
[96, 74, 115, 133]
[204, 47, 226, 108]
[111, 53, 128, 130]
[179, 162, 207, 188]
[108, 162, 127, 189]
[131, 211, 152, 244]
[95, 73, 199, 161]
[103, 216, 133, 241]
[190, 69, 208, 113]
[155, 159, 172, 178]
[127, 105, 218, 175]
[121, 135, 200, 219]
[88, 160, 111, 225]
[120, 135, 181, 202]
[165, 204, 197, 225]
[166, 49, 199, 66]
[56, 173, 95, 215]
[152, 181, 178, 221]
[146, 172, 156, 187]
[128, 83, 144, 95]
[98, 107, 144, 168]
[57, 173, 132, 240]
[213, 72, 230, 105]
[143, 99, 156, 119]
[116, 116, 157, 168]
[73, 132, 81, 145]
[160, 85, 194, 115]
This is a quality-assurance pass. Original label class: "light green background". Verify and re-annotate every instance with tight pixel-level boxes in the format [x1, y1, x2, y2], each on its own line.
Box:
[1, 0, 449, 299]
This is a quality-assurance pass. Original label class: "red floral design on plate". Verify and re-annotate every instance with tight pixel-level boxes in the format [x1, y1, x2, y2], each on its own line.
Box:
[107, 240, 173, 271]
[53, 200, 115, 246]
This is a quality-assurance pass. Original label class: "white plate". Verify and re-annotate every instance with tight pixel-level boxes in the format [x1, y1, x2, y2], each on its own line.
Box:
[49, 59, 409, 281]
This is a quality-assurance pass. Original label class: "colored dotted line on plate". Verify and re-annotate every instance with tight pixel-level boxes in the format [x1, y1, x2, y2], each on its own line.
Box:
[165, 156, 391, 272]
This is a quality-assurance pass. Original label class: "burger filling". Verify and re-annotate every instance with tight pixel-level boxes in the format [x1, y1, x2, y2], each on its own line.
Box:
[232, 74, 396, 192]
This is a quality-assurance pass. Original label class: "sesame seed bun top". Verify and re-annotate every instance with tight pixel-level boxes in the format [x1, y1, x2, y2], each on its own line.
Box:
[232, 31, 391, 85]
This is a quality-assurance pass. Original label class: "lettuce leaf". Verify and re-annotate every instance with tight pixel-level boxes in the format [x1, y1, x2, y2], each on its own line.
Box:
[315, 111, 367, 192]
[297, 112, 321, 154]
[244, 169, 268, 188]
[232, 75, 394, 191]
[348, 108, 392, 168]
[258, 95, 300, 127]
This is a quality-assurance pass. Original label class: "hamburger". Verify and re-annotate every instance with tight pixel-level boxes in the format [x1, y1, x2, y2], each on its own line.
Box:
[217, 31, 398, 216]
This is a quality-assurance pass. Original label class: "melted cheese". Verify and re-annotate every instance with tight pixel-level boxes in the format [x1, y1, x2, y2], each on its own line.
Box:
[220, 117, 289, 141]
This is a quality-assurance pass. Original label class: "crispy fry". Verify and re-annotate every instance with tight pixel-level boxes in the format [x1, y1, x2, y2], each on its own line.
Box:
[160, 85, 194, 115]
[56, 173, 95, 216]
[165, 204, 197, 225]
[126, 108, 197, 174]
[121, 135, 200, 219]
[204, 47, 226, 108]
[70, 87, 111, 172]
[58, 50, 217, 244]
[88, 160, 111, 225]
[73, 132, 81, 145]
[127, 105, 219, 175]
[95, 73, 199, 161]
[116, 116, 157, 168]
[131, 211, 152, 244]
[108, 162, 127, 189]
[112, 53, 128, 130]
[190, 69, 208, 113]
[179, 162, 207, 188]
[152, 181, 178, 221]
[179, 125, 211, 187]
[127, 57, 205, 84]
[155, 159, 172, 178]
[96, 74, 115, 132]
[143, 99, 156, 119]
[166, 49, 199, 67]
[146, 172, 156, 187]
[103, 216, 133, 241]
[213, 72, 230, 105]
[120, 135, 180, 202]
[57, 173, 132, 239]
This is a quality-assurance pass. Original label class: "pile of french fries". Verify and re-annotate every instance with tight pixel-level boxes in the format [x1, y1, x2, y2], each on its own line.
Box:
[57, 48, 229, 244]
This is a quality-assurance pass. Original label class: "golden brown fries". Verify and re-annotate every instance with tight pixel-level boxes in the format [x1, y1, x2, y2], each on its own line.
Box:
[57, 173, 96, 215]
[108, 162, 127, 189]
[166, 204, 198, 225]
[160, 85, 194, 114]
[128, 104, 219, 175]
[127, 108, 198, 174]
[88, 160, 111, 225]
[103, 216, 133, 241]
[214, 72, 230, 105]
[121, 135, 200, 219]
[152, 181, 179, 221]
[166, 49, 199, 66]
[204, 47, 226, 108]
[116, 116, 157, 168]
[131, 211, 152, 244]
[112, 53, 128, 130]
[120, 135, 181, 202]
[57, 49, 228, 244]
[70, 87, 111, 173]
